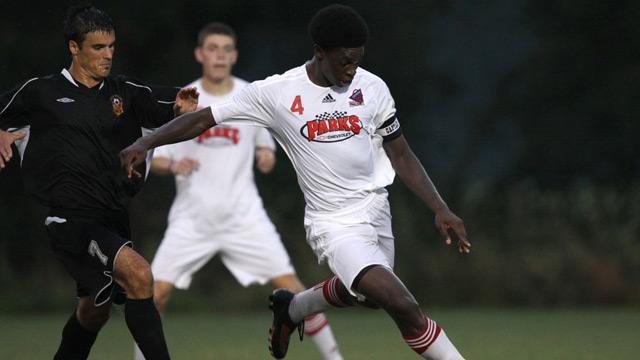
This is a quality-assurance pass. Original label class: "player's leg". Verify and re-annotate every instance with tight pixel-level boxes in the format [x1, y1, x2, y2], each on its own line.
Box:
[133, 226, 220, 360]
[355, 266, 464, 359]
[133, 281, 175, 360]
[47, 216, 117, 359]
[271, 274, 343, 360]
[269, 220, 374, 359]
[54, 297, 111, 359]
[153, 281, 175, 315]
[114, 245, 170, 360]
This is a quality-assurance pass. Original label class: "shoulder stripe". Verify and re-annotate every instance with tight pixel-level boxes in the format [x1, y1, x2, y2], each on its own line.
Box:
[0, 78, 39, 116]
[157, 100, 175, 104]
[124, 81, 152, 92]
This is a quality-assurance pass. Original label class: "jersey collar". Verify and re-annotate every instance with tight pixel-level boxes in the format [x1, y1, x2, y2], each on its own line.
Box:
[61, 68, 105, 90]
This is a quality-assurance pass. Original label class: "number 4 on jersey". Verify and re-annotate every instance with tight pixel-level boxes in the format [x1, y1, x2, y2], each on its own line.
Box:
[290, 95, 304, 115]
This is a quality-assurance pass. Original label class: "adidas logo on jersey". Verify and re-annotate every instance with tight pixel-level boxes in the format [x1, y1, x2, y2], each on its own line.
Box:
[321, 94, 336, 103]
[56, 97, 75, 103]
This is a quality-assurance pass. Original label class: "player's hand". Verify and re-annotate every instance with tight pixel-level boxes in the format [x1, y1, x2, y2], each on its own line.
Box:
[170, 157, 200, 176]
[434, 208, 471, 253]
[119, 140, 148, 179]
[0, 130, 26, 170]
[173, 87, 199, 116]
[255, 148, 275, 174]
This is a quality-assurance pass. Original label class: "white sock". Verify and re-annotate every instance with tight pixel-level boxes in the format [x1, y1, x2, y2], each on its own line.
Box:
[133, 343, 146, 360]
[305, 313, 343, 360]
[289, 277, 352, 323]
[421, 330, 465, 360]
[404, 317, 465, 360]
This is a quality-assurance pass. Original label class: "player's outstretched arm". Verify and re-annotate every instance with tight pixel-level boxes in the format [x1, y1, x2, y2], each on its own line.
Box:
[0, 129, 26, 170]
[383, 134, 471, 253]
[120, 107, 215, 178]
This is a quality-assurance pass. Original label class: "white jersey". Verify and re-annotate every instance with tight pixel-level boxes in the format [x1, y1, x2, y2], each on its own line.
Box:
[154, 77, 276, 231]
[211, 65, 399, 218]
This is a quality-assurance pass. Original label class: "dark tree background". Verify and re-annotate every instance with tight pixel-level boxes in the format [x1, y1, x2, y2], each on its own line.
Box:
[1, 0, 638, 311]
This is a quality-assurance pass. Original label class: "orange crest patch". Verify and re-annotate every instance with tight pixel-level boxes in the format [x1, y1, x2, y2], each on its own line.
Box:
[110, 95, 124, 116]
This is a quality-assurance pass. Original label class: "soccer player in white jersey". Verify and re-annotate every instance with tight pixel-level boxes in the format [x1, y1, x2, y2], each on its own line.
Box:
[121, 5, 472, 360]
[132, 23, 343, 360]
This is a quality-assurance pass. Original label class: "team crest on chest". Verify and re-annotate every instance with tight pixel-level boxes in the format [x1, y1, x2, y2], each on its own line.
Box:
[348, 89, 364, 106]
[300, 111, 362, 142]
[110, 95, 124, 116]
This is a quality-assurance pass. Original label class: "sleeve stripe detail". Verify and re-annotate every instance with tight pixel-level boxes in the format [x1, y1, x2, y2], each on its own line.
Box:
[379, 116, 398, 129]
[382, 128, 402, 142]
[157, 100, 175, 104]
[0, 77, 39, 116]
[124, 81, 152, 92]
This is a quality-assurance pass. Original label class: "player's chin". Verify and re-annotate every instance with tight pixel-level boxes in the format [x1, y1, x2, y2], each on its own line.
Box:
[97, 67, 111, 77]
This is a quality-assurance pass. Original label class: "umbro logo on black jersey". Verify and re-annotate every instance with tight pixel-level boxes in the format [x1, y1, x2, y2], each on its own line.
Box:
[56, 97, 75, 103]
[322, 94, 336, 103]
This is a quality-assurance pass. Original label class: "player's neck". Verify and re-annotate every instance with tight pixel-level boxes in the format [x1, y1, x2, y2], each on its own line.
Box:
[305, 59, 331, 87]
[68, 63, 103, 88]
[200, 76, 234, 96]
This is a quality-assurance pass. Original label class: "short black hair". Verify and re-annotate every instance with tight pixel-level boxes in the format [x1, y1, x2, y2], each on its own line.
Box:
[63, 4, 115, 46]
[197, 22, 237, 47]
[308, 4, 369, 50]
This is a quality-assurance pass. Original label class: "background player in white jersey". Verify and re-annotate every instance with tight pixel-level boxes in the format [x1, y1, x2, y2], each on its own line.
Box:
[133, 23, 343, 360]
[121, 5, 472, 360]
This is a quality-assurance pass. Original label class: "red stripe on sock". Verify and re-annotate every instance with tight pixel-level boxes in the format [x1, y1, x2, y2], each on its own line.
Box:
[304, 314, 329, 336]
[404, 317, 442, 354]
[322, 277, 349, 307]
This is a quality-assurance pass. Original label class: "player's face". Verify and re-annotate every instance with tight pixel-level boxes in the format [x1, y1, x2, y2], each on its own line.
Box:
[320, 47, 364, 87]
[195, 34, 238, 82]
[69, 31, 116, 80]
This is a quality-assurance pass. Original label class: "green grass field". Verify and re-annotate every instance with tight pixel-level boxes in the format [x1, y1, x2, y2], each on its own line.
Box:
[1, 308, 638, 359]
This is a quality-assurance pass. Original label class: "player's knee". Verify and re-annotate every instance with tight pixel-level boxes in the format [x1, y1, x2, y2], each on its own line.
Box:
[386, 293, 420, 318]
[77, 305, 111, 331]
[121, 265, 154, 297]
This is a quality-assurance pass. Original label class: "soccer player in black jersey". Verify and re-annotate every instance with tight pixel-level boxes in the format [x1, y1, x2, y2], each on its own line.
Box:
[0, 5, 197, 360]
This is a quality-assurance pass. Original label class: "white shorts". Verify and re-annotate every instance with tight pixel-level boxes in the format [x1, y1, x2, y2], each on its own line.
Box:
[304, 190, 395, 295]
[151, 217, 295, 289]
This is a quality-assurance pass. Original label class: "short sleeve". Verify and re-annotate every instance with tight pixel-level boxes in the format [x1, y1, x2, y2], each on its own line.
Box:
[373, 82, 402, 142]
[210, 82, 273, 128]
[0, 78, 37, 130]
[254, 127, 276, 150]
[128, 81, 178, 129]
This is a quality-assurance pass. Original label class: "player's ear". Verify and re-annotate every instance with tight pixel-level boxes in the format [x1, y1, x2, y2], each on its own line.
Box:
[230, 48, 238, 66]
[194, 47, 204, 64]
[68, 40, 80, 56]
[313, 44, 325, 60]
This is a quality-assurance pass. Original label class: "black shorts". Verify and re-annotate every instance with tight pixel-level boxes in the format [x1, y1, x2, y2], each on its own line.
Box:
[45, 212, 132, 306]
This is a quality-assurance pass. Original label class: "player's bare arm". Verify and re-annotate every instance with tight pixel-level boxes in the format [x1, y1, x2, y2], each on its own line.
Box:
[383, 134, 471, 253]
[255, 147, 276, 174]
[150, 156, 200, 176]
[120, 106, 215, 178]
[0, 129, 26, 170]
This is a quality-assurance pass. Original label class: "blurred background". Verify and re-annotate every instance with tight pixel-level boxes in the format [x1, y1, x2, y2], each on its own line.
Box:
[1, 0, 639, 314]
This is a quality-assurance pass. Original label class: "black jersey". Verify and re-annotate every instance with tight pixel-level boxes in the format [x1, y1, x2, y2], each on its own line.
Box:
[0, 69, 177, 215]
